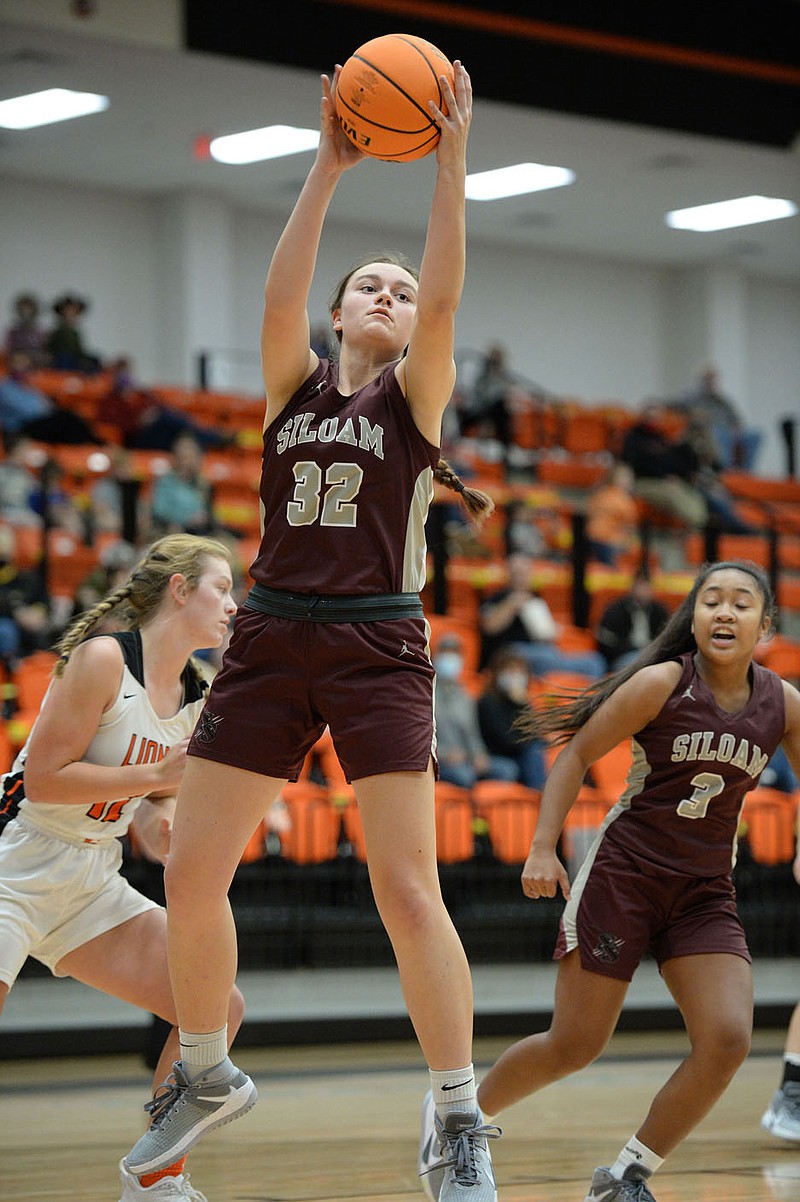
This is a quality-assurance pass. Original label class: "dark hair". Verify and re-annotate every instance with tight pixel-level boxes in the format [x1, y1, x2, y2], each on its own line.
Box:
[328, 252, 419, 344]
[326, 254, 493, 526]
[519, 560, 776, 745]
[487, 646, 530, 678]
[434, 458, 494, 525]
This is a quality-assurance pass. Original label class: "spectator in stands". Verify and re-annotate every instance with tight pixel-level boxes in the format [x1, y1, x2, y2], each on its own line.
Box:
[0, 434, 42, 528]
[620, 402, 708, 530]
[0, 524, 53, 667]
[433, 632, 517, 789]
[479, 552, 605, 678]
[99, 357, 231, 451]
[149, 431, 215, 537]
[45, 293, 102, 373]
[3, 293, 49, 366]
[457, 342, 533, 467]
[477, 648, 547, 789]
[504, 498, 546, 558]
[596, 570, 670, 672]
[673, 366, 761, 472]
[682, 411, 757, 534]
[0, 351, 101, 445]
[585, 462, 639, 566]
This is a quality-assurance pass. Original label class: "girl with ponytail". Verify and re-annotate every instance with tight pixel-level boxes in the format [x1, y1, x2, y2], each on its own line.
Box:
[0, 534, 242, 1202]
[477, 560, 800, 1201]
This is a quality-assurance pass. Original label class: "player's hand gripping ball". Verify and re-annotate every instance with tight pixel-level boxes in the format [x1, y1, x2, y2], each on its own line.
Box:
[335, 32, 455, 162]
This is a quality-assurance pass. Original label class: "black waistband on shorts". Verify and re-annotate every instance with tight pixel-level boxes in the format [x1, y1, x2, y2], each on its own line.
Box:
[245, 582, 424, 623]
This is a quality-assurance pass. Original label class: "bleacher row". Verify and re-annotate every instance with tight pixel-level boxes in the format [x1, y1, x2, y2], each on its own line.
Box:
[2, 370, 800, 880]
[243, 735, 800, 871]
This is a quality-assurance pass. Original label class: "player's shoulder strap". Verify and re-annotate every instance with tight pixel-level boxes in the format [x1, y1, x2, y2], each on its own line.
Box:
[105, 630, 207, 705]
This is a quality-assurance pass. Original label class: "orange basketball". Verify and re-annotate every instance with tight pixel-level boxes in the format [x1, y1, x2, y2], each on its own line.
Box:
[335, 33, 455, 163]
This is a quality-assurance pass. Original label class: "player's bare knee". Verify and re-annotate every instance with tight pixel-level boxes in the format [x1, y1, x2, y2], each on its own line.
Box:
[375, 877, 440, 939]
[693, 1020, 751, 1072]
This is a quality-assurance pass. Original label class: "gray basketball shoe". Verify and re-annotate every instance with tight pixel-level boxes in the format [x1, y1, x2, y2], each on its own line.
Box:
[418, 1090, 502, 1202]
[583, 1165, 657, 1202]
[761, 1082, 800, 1142]
[418, 1090, 444, 1201]
[124, 1060, 258, 1175]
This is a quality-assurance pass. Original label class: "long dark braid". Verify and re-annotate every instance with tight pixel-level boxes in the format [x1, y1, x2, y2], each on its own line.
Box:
[434, 457, 495, 525]
[518, 560, 777, 745]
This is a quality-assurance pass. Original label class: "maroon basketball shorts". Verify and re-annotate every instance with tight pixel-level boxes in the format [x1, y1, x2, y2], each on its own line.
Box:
[554, 835, 751, 981]
[188, 605, 436, 782]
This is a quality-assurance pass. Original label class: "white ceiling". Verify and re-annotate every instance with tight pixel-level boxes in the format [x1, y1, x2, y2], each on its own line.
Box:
[2, 17, 799, 280]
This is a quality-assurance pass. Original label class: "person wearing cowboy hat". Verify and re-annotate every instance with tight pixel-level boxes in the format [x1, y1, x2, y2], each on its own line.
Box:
[46, 292, 102, 372]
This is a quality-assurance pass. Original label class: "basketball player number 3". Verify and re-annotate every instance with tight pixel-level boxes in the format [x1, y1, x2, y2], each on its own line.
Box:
[287, 461, 364, 527]
[676, 771, 725, 819]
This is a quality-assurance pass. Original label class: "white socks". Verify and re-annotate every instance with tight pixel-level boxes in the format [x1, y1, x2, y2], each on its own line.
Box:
[178, 1026, 229, 1080]
[430, 1064, 477, 1119]
[610, 1135, 663, 1180]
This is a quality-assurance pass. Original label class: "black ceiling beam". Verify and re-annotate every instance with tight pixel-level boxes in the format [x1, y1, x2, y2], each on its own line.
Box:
[183, 0, 800, 148]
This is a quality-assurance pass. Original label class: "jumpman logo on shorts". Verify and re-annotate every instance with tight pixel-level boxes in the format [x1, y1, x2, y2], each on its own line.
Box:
[399, 641, 411, 656]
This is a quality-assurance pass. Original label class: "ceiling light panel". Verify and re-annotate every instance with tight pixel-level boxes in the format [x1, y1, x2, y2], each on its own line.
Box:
[0, 88, 109, 130]
[209, 125, 320, 164]
[666, 195, 798, 232]
[466, 162, 575, 201]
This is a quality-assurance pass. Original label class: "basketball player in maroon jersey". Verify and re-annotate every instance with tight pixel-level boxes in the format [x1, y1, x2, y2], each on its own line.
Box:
[472, 561, 800, 1201]
[125, 60, 502, 1202]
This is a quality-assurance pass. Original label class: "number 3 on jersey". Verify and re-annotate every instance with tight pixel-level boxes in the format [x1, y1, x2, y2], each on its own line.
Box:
[287, 461, 364, 527]
[676, 771, 725, 819]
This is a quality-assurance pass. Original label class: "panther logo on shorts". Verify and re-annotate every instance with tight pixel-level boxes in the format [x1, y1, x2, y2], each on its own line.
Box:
[193, 710, 224, 745]
[592, 932, 625, 964]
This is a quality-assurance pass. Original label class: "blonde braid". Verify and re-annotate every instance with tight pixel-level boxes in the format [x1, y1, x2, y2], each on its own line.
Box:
[53, 580, 137, 677]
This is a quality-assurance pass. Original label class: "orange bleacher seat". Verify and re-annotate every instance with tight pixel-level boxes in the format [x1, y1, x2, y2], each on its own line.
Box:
[12, 650, 57, 714]
[512, 403, 562, 451]
[239, 819, 268, 864]
[562, 409, 609, 456]
[537, 457, 607, 491]
[561, 784, 610, 865]
[539, 670, 596, 697]
[589, 740, 633, 803]
[472, 780, 540, 864]
[759, 636, 800, 681]
[778, 578, 800, 615]
[740, 788, 797, 865]
[0, 722, 13, 775]
[722, 472, 800, 507]
[1, 523, 42, 570]
[7, 650, 58, 750]
[46, 529, 101, 600]
[279, 781, 340, 864]
[556, 623, 599, 653]
[434, 782, 475, 864]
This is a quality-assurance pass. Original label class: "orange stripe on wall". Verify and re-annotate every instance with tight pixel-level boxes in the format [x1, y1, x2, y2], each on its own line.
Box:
[321, 0, 800, 87]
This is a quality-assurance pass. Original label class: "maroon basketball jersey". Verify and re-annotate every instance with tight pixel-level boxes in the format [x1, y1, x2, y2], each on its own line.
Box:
[249, 360, 440, 594]
[602, 652, 785, 876]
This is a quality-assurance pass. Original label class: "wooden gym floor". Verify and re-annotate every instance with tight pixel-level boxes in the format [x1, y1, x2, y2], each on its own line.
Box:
[1, 1030, 799, 1201]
